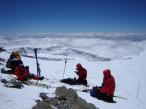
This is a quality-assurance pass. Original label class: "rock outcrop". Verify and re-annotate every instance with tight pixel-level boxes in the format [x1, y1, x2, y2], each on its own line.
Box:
[32, 86, 99, 109]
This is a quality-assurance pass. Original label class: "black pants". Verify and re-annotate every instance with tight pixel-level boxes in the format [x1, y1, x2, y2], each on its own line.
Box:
[60, 78, 87, 86]
[76, 79, 87, 86]
[90, 87, 113, 101]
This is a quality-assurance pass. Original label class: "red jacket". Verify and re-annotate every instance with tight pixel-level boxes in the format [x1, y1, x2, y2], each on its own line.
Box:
[15, 65, 29, 81]
[76, 63, 87, 80]
[100, 69, 115, 96]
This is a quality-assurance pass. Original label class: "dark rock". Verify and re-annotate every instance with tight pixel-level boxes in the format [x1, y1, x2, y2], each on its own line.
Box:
[46, 97, 58, 105]
[55, 86, 78, 103]
[32, 86, 99, 109]
[40, 93, 48, 100]
[12, 81, 23, 89]
[55, 86, 67, 97]
[32, 101, 52, 109]
[35, 100, 41, 104]
[71, 97, 97, 109]
[1, 79, 23, 89]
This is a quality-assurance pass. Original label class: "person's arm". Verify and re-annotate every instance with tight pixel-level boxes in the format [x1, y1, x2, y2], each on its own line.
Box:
[100, 79, 112, 94]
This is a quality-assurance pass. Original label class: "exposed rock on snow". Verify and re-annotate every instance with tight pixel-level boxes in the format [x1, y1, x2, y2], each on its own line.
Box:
[32, 86, 98, 109]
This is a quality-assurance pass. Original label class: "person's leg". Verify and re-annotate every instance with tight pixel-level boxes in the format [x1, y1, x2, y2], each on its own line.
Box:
[96, 93, 106, 100]
[96, 93, 114, 101]
[90, 87, 107, 100]
[29, 73, 35, 79]
[90, 90, 97, 97]
[104, 95, 113, 101]
[90, 87, 100, 98]
[76, 79, 82, 85]
[82, 80, 87, 86]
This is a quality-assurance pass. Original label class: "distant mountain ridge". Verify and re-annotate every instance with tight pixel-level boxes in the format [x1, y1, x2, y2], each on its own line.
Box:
[0, 33, 146, 41]
[10, 46, 111, 62]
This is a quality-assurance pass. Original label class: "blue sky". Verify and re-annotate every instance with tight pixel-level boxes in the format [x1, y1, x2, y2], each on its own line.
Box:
[0, 0, 146, 34]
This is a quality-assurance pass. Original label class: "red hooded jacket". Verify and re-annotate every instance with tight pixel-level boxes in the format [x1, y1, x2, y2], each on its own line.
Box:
[15, 65, 29, 81]
[100, 69, 115, 96]
[76, 63, 87, 81]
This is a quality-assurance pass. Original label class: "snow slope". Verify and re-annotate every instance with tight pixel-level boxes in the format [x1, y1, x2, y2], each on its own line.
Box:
[0, 33, 146, 109]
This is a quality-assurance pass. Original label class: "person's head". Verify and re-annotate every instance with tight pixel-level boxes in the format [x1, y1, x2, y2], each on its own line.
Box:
[103, 69, 111, 79]
[14, 51, 21, 60]
[76, 63, 82, 69]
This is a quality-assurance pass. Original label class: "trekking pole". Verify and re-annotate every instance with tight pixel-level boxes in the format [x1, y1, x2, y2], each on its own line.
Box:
[137, 82, 140, 101]
[76, 88, 128, 100]
[63, 58, 67, 79]
[113, 95, 127, 100]
[80, 88, 128, 100]
[34, 48, 41, 76]
[74, 88, 91, 93]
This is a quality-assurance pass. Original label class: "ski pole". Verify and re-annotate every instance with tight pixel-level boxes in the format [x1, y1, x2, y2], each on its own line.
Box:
[73, 88, 91, 93]
[76, 88, 127, 100]
[34, 48, 41, 76]
[113, 95, 127, 100]
[63, 58, 67, 79]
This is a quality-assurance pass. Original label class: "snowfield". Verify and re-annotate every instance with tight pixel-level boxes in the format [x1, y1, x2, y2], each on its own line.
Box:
[0, 33, 146, 109]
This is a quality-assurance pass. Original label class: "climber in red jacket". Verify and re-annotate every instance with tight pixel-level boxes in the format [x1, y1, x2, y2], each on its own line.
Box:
[15, 64, 29, 81]
[75, 63, 87, 85]
[15, 64, 44, 81]
[60, 63, 88, 86]
[90, 69, 115, 101]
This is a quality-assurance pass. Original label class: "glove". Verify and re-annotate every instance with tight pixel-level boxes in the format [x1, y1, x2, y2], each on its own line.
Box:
[93, 86, 99, 90]
[75, 71, 78, 75]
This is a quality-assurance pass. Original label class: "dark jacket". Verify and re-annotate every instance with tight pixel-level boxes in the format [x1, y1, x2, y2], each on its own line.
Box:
[6, 52, 23, 72]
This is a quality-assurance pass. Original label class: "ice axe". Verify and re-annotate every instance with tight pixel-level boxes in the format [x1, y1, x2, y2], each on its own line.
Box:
[63, 58, 67, 79]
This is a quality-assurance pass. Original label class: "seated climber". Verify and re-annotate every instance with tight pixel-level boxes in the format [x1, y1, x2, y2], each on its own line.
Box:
[75, 63, 87, 85]
[61, 63, 87, 86]
[15, 64, 44, 81]
[6, 51, 23, 74]
[90, 69, 116, 102]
